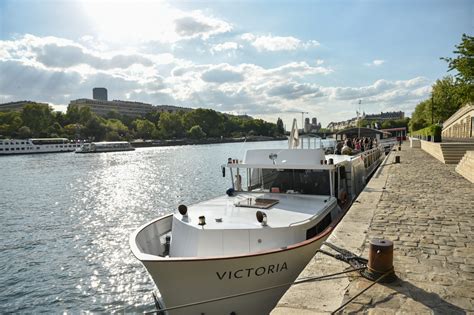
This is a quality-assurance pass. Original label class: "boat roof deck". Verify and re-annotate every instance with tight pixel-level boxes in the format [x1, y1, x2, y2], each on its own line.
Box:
[175, 193, 334, 230]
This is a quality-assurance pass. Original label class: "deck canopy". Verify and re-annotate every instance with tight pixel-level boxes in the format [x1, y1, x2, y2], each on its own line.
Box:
[335, 127, 384, 140]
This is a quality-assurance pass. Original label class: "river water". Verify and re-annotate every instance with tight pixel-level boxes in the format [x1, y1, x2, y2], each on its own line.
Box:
[1, 140, 304, 313]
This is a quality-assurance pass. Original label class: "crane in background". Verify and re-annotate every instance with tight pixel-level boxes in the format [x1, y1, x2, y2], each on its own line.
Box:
[300, 111, 309, 131]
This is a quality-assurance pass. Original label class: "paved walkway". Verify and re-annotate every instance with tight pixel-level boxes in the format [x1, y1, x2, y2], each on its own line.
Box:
[273, 143, 474, 314]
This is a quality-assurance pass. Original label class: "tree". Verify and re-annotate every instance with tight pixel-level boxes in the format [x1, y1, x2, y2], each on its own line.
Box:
[276, 118, 285, 135]
[18, 126, 32, 138]
[21, 103, 54, 136]
[145, 110, 161, 126]
[441, 34, 474, 105]
[63, 123, 85, 139]
[105, 110, 122, 120]
[182, 109, 224, 137]
[431, 76, 463, 122]
[442, 34, 474, 85]
[158, 112, 184, 138]
[84, 116, 107, 141]
[409, 100, 430, 131]
[134, 119, 156, 139]
[65, 105, 81, 124]
[0, 111, 23, 136]
[188, 125, 206, 139]
[54, 111, 66, 127]
[105, 119, 129, 140]
[48, 122, 63, 137]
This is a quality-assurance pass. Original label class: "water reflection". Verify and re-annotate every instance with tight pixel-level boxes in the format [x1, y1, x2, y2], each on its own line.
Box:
[0, 141, 289, 312]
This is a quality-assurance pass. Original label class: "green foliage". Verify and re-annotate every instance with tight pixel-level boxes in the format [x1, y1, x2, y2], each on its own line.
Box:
[410, 124, 442, 139]
[276, 117, 285, 135]
[105, 119, 129, 140]
[0, 111, 22, 136]
[442, 34, 474, 85]
[182, 108, 224, 137]
[18, 126, 32, 138]
[84, 116, 107, 141]
[158, 112, 184, 138]
[63, 123, 84, 139]
[144, 110, 161, 126]
[440, 33, 474, 106]
[21, 103, 54, 136]
[411, 35, 474, 133]
[134, 118, 156, 139]
[188, 125, 206, 139]
[2, 103, 280, 141]
[105, 110, 122, 120]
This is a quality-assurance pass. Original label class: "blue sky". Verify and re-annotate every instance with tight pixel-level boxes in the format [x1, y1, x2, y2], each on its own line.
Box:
[0, 0, 472, 127]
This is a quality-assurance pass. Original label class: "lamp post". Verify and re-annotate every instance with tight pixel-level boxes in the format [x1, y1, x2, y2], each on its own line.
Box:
[431, 95, 434, 125]
[358, 100, 362, 138]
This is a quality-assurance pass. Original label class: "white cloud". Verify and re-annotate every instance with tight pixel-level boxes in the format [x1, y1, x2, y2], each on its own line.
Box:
[201, 65, 244, 83]
[365, 59, 386, 66]
[174, 13, 232, 40]
[241, 33, 319, 51]
[80, 2, 232, 43]
[211, 42, 240, 54]
[0, 34, 431, 128]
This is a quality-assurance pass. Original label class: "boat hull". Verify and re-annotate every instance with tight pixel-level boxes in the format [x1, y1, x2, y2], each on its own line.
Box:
[138, 232, 329, 315]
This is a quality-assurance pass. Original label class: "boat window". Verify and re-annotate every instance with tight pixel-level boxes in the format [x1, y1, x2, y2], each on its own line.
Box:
[245, 169, 331, 195]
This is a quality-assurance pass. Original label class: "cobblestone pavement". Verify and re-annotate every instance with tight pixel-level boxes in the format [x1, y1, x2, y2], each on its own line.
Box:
[342, 144, 474, 314]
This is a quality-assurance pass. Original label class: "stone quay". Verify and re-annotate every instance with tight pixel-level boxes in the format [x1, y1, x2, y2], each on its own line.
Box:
[273, 141, 474, 314]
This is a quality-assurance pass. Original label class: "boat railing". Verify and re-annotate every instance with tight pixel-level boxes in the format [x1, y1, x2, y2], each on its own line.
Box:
[361, 146, 384, 176]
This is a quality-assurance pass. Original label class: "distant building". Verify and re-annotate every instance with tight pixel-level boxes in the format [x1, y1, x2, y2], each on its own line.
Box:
[69, 98, 193, 117]
[327, 111, 405, 131]
[304, 116, 322, 133]
[327, 118, 358, 131]
[69, 98, 153, 117]
[304, 117, 311, 132]
[442, 104, 474, 140]
[93, 87, 108, 101]
[69, 89, 193, 117]
[364, 111, 404, 122]
[0, 101, 49, 112]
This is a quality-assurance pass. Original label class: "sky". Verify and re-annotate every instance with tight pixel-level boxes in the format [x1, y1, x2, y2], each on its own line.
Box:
[0, 0, 472, 128]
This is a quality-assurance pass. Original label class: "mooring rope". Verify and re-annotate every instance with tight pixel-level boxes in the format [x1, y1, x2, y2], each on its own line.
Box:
[331, 270, 393, 314]
[144, 242, 392, 314]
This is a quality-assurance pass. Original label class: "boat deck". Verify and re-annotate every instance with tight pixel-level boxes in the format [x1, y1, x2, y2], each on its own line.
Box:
[176, 193, 335, 229]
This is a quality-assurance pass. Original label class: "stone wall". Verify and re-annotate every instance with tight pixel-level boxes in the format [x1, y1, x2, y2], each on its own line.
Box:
[456, 151, 474, 183]
[442, 104, 474, 139]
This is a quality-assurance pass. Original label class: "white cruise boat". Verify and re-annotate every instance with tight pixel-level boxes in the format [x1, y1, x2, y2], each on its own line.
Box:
[0, 138, 80, 155]
[130, 120, 385, 315]
[75, 141, 135, 153]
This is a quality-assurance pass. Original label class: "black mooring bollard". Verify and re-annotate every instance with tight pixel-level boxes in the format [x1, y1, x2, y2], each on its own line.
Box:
[395, 156, 400, 163]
